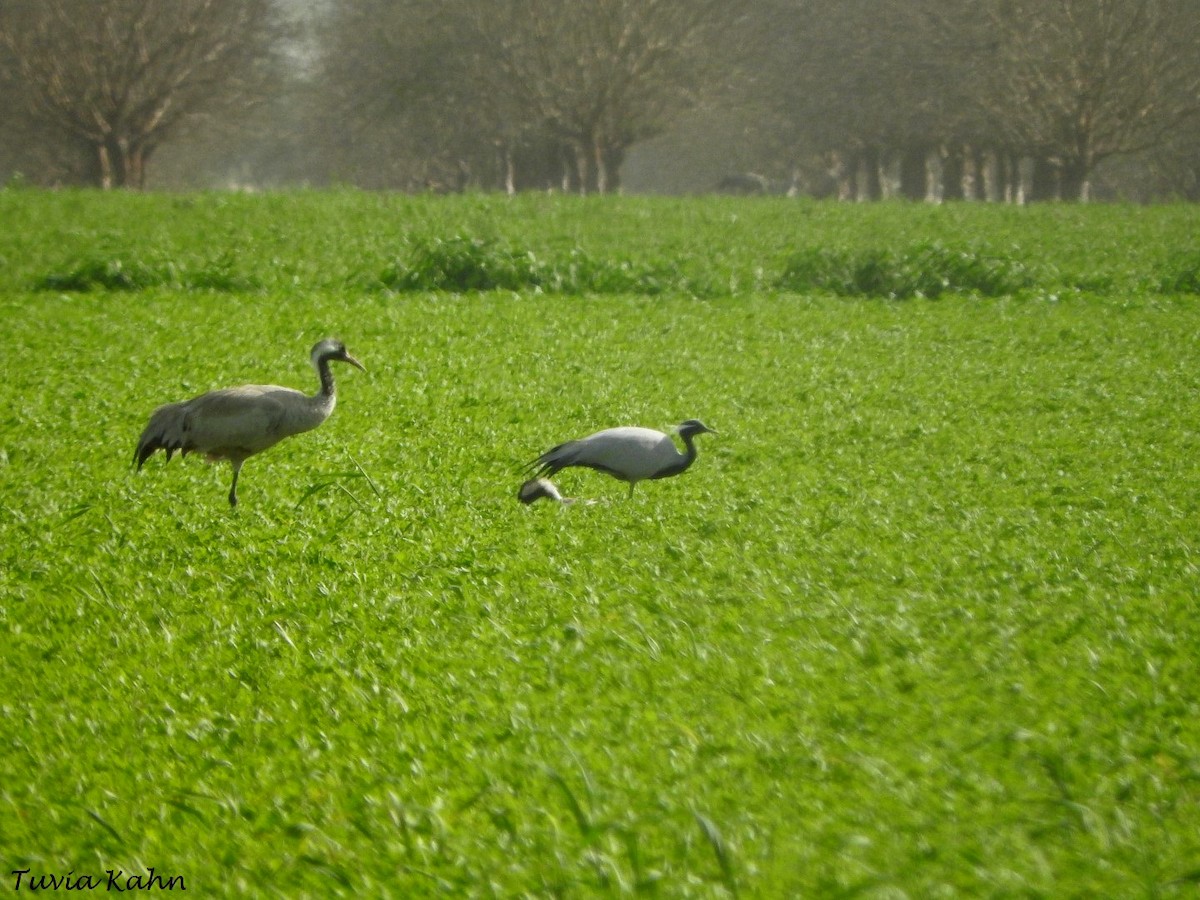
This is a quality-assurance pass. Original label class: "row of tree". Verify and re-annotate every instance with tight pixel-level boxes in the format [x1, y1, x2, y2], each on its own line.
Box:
[770, 0, 1200, 201]
[1, 0, 1198, 199]
[0, 0, 281, 189]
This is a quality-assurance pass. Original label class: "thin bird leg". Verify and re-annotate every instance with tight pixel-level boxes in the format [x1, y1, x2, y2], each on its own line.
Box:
[228, 461, 243, 508]
[628, 482, 636, 499]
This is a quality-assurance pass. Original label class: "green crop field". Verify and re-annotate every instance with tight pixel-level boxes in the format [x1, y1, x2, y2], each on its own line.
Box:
[1, 191, 1199, 897]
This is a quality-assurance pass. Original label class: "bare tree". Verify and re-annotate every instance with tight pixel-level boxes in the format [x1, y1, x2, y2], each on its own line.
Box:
[314, 0, 521, 191]
[314, 0, 745, 193]
[976, 0, 1200, 200]
[0, 0, 280, 188]
[743, 0, 976, 201]
[738, 0, 1200, 202]
[467, 0, 744, 193]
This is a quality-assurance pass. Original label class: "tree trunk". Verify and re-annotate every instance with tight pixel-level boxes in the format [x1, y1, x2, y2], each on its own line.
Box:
[601, 143, 624, 194]
[93, 136, 148, 189]
[561, 146, 573, 193]
[1015, 156, 1034, 204]
[573, 140, 590, 195]
[924, 147, 943, 203]
[961, 144, 978, 201]
[786, 168, 802, 198]
[1029, 156, 1061, 201]
[855, 148, 877, 201]
[899, 147, 926, 200]
[981, 149, 1001, 202]
[878, 149, 901, 199]
[830, 149, 853, 201]
[1002, 154, 1016, 204]
[97, 142, 114, 190]
[594, 134, 608, 195]
[1059, 156, 1090, 201]
[123, 142, 146, 190]
[942, 145, 964, 200]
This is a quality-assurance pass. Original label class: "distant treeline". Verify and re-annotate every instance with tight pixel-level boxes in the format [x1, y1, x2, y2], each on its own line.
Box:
[1, 1, 1197, 200]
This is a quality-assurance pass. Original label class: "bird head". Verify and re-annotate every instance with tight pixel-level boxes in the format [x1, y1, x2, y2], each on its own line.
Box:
[676, 419, 715, 438]
[311, 338, 366, 372]
[518, 477, 575, 505]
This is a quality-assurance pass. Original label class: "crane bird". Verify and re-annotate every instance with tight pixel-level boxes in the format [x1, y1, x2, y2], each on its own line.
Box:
[522, 419, 715, 501]
[134, 338, 365, 507]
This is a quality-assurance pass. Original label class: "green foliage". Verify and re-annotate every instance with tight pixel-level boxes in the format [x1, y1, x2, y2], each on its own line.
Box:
[11, 192, 1198, 300]
[36, 251, 261, 293]
[37, 255, 169, 292]
[378, 235, 698, 296]
[1, 192, 1199, 897]
[777, 242, 1033, 298]
[1158, 252, 1200, 294]
[380, 235, 550, 292]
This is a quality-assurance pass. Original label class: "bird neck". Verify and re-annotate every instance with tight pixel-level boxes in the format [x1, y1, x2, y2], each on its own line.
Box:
[678, 432, 699, 469]
[315, 357, 337, 399]
[655, 432, 699, 479]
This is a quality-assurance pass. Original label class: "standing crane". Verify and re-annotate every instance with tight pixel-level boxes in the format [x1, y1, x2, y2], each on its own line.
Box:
[134, 338, 365, 507]
[521, 419, 715, 502]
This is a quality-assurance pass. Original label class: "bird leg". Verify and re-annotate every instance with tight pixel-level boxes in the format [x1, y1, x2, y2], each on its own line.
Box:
[228, 461, 243, 508]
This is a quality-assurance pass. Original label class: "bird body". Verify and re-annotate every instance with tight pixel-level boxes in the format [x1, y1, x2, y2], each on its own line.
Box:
[524, 419, 714, 500]
[134, 339, 364, 506]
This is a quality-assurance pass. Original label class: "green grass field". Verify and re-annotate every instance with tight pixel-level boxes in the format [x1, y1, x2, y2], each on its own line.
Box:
[1, 191, 1199, 897]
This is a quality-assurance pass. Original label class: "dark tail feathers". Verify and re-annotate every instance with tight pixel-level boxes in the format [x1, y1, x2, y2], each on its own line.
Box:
[134, 403, 188, 470]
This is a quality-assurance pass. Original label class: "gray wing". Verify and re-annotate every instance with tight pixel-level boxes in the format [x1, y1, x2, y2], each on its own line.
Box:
[179, 386, 296, 456]
[528, 427, 677, 482]
[135, 385, 298, 466]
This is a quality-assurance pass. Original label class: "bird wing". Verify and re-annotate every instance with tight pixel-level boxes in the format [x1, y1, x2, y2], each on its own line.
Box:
[532, 427, 678, 482]
[526, 438, 579, 476]
[178, 385, 298, 456]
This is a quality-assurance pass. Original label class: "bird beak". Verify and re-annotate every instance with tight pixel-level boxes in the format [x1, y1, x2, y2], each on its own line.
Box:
[342, 352, 366, 372]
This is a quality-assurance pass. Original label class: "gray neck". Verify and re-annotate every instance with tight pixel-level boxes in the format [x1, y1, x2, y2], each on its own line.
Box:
[316, 356, 337, 398]
[678, 432, 699, 470]
[655, 433, 699, 479]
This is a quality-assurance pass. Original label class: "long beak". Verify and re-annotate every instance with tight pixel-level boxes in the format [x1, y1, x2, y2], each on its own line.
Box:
[342, 352, 366, 372]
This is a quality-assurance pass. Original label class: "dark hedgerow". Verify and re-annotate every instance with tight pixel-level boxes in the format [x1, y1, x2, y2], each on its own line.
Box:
[185, 253, 263, 292]
[379, 236, 551, 293]
[49, 234, 1198, 301]
[1158, 253, 1200, 294]
[377, 236, 704, 296]
[35, 253, 261, 293]
[777, 242, 1033, 298]
[37, 256, 168, 292]
[555, 247, 674, 295]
